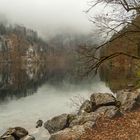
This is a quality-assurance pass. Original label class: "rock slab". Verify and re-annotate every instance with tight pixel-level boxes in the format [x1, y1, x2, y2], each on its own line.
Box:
[90, 93, 116, 110]
[44, 114, 69, 134]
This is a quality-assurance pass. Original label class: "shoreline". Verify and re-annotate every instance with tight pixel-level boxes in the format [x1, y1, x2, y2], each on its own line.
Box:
[1, 89, 140, 140]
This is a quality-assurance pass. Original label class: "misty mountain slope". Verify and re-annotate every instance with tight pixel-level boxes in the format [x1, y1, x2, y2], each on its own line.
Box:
[0, 24, 48, 63]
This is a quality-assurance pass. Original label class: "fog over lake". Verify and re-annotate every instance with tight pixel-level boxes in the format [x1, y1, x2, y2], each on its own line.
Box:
[0, 0, 133, 140]
[0, 0, 94, 38]
[0, 64, 112, 140]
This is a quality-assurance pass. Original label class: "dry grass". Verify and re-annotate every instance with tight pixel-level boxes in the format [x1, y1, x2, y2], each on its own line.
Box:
[81, 109, 140, 140]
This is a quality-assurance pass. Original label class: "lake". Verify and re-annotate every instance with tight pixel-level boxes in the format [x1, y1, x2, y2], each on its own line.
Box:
[0, 63, 112, 140]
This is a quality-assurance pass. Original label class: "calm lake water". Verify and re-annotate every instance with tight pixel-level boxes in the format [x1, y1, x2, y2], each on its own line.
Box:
[0, 63, 112, 139]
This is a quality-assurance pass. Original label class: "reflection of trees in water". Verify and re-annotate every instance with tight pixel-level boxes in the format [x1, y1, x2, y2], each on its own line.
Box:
[0, 63, 49, 102]
[0, 61, 80, 103]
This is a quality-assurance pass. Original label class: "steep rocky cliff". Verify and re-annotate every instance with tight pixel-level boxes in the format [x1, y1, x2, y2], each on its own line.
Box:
[0, 24, 48, 63]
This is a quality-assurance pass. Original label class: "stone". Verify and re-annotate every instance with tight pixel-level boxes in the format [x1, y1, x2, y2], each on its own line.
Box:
[0, 127, 29, 140]
[116, 90, 140, 112]
[49, 122, 94, 140]
[90, 93, 116, 110]
[36, 120, 43, 128]
[20, 135, 35, 140]
[95, 106, 121, 118]
[70, 105, 120, 128]
[44, 114, 69, 134]
[12, 127, 28, 139]
[78, 100, 92, 115]
[0, 135, 15, 140]
[69, 112, 98, 127]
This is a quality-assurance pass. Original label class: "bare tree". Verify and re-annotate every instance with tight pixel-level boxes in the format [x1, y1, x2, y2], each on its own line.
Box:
[86, 0, 140, 13]
[79, 0, 140, 76]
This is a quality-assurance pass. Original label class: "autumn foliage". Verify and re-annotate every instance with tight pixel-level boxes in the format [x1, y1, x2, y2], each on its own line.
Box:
[81, 109, 140, 140]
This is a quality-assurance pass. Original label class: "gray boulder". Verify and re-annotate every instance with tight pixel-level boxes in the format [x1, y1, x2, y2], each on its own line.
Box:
[116, 90, 140, 112]
[78, 100, 92, 115]
[69, 112, 97, 127]
[12, 127, 28, 138]
[70, 105, 120, 127]
[95, 106, 121, 118]
[49, 122, 94, 140]
[44, 114, 69, 134]
[0, 127, 30, 140]
[90, 93, 116, 110]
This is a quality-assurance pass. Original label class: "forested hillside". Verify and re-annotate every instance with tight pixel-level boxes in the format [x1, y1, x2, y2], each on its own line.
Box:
[0, 24, 48, 63]
[100, 15, 140, 92]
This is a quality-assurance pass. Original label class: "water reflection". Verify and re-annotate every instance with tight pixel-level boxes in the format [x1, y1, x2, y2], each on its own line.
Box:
[0, 61, 83, 103]
[0, 62, 76, 103]
[0, 58, 138, 103]
[0, 63, 49, 103]
[0, 62, 112, 140]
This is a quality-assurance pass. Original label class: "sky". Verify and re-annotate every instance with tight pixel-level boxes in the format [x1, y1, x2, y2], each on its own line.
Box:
[0, 0, 93, 38]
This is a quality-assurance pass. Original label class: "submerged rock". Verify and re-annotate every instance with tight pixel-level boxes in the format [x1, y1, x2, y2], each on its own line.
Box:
[90, 93, 116, 110]
[36, 120, 43, 128]
[44, 114, 70, 134]
[116, 90, 140, 112]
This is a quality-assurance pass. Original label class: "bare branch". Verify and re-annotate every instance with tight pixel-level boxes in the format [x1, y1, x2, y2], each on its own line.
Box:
[84, 52, 140, 76]
[80, 0, 140, 76]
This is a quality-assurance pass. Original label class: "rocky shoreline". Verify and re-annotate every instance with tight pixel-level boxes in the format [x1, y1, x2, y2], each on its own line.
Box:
[1, 89, 140, 140]
[45, 89, 140, 140]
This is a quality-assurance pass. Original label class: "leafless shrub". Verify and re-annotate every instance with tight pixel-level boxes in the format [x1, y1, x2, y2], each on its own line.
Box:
[69, 95, 86, 112]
